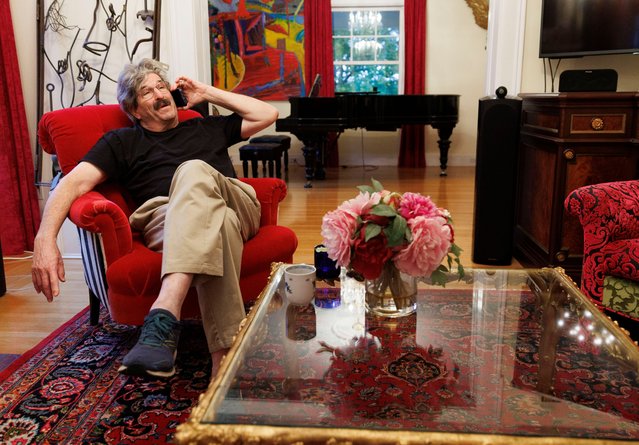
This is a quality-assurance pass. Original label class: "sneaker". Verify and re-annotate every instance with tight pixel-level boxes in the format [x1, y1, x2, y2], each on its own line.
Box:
[118, 308, 182, 378]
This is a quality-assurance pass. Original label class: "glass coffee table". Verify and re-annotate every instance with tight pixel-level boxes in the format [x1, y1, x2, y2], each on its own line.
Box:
[176, 264, 639, 444]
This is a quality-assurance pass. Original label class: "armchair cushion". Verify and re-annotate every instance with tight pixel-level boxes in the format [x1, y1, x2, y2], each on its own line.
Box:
[564, 180, 639, 323]
[603, 276, 639, 319]
[38, 104, 298, 326]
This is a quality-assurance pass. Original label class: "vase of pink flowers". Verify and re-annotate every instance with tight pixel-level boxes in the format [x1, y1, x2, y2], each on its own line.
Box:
[364, 260, 419, 317]
[321, 179, 464, 317]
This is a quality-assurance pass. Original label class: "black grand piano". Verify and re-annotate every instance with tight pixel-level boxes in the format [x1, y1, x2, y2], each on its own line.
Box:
[276, 93, 459, 187]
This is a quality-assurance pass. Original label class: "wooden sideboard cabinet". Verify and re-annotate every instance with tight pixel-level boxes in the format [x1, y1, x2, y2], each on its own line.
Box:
[513, 92, 639, 281]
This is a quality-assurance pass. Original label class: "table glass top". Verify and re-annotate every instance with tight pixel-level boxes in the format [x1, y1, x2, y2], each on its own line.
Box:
[200, 266, 639, 442]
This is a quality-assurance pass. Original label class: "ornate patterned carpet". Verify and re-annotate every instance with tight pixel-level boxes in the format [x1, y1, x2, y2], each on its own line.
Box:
[2, 290, 639, 444]
[0, 309, 211, 444]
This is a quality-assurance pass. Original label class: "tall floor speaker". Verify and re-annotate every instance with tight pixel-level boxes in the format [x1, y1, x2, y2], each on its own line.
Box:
[472, 87, 522, 265]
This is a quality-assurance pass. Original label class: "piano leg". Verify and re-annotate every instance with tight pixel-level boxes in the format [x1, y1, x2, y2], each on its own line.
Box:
[300, 135, 327, 188]
[432, 123, 455, 176]
[301, 144, 317, 188]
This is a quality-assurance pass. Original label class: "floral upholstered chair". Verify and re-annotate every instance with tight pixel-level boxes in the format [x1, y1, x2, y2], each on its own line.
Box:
[564, 180, 639, 334]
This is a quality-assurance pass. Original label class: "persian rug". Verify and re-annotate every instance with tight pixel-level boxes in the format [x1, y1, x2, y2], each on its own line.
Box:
[0, 308, 212, 444]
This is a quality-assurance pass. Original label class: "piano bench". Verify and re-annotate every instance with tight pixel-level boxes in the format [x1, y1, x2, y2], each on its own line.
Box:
[249, 135, 291, 171]
[238, 143, 284, 179]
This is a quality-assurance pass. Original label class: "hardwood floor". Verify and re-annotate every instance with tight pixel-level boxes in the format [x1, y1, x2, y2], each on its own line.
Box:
[1, 163, 519, 355]
[1, 254, 87, 355]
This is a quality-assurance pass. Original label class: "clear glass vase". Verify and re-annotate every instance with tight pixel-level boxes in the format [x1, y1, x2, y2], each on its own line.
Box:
[364, 262, 417, 317]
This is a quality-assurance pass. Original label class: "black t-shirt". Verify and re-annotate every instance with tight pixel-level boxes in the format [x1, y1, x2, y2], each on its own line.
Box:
[82, 113, 244, 208]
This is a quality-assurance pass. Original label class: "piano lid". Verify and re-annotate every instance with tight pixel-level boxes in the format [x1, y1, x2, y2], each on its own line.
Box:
[281, 94, 459, 129]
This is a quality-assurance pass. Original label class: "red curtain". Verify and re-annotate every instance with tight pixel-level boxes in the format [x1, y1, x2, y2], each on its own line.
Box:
[304, 0, 339, 167]
[304, 0, 335, 98]
[0, 2, 41, 255]
[398, 0, 427, 167]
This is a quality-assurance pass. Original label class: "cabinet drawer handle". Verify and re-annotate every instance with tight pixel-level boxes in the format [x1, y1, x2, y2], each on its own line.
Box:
[591, 117, 605, 131]
[555, 250, 568, 262]
[563, 149, 575, 160]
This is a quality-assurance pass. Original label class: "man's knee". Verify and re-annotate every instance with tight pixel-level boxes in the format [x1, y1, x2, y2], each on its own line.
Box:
[172, 160, 226, 192]
[175, 159, 219, 178]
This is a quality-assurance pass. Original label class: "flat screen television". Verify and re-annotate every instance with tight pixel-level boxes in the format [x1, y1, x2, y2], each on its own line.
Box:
[539, 0, 639, 58]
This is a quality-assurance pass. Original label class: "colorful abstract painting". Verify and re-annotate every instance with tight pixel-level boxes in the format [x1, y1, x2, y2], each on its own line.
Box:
[209, 0, 305, 100]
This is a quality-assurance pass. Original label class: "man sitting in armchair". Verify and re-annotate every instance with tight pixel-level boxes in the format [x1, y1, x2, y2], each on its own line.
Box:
[31, 58, 279, 378]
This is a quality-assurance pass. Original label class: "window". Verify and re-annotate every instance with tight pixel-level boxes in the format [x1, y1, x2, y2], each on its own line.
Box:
[332, 6, 402, 94]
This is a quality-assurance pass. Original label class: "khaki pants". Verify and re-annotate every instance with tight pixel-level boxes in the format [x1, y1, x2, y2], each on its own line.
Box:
[129, 160, 261, 352]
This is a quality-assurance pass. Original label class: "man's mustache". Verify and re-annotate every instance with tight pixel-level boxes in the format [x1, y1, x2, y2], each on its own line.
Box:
[153, 98, 171, 110]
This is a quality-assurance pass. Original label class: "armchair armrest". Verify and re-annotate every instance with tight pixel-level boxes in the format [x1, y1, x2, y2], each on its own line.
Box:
[68, 191, 133, 265]
[240, 178, 288, 226]
[565, 180, 639, 251]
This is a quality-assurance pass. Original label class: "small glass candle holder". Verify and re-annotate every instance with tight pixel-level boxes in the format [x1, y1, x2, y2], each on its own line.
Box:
[314, 244, 340, 281]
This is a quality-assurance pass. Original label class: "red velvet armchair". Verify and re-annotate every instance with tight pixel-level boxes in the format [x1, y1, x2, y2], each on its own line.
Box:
[38, 104, 298, 325]
[564, 180, 639, 331]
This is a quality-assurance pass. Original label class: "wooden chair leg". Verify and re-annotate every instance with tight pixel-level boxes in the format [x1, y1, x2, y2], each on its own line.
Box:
[89, 289, 100, 325]
[251, 159, 259, 178]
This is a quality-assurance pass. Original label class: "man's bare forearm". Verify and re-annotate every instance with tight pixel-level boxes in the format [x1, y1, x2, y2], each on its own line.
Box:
[175, 77, 279, 137]
[203, 86, 278, 121]
[36, 180, 82, 243]
[32, 162, 106, 300]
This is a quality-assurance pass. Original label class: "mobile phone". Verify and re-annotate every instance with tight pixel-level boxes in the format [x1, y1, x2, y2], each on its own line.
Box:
[171, 88, 188, 107]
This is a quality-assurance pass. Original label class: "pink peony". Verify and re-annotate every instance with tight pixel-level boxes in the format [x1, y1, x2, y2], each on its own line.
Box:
[398, 193, 439, 220]
[393, 215, 452, 277]
[338, 191, 381, 218]
[321, 209, 358, 267]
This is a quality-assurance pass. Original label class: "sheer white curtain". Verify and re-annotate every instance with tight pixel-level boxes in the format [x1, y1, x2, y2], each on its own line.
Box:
[160, 0, 211, 87]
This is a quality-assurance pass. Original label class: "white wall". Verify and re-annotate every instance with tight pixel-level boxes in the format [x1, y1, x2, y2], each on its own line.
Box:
[425, 0, 487, 167]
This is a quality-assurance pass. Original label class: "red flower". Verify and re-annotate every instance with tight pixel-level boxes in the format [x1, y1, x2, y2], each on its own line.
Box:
[361, 213, 390, 227]
[350, 231, 393, 279]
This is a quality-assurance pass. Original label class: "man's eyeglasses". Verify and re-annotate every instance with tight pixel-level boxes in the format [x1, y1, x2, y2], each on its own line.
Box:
[138, 81, 169, 101]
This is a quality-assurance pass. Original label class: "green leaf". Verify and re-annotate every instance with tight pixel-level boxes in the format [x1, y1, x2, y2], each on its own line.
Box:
[384, 215, 407, 247]
[371, 178, 384, 192]
[456, 262, 465, 279]
[371, 204, 397, 217]
[357, 185, 375, 194]
[450, 243, 463, 257]
[430, 269, 447, 287]
[364, 223, 382, 241]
